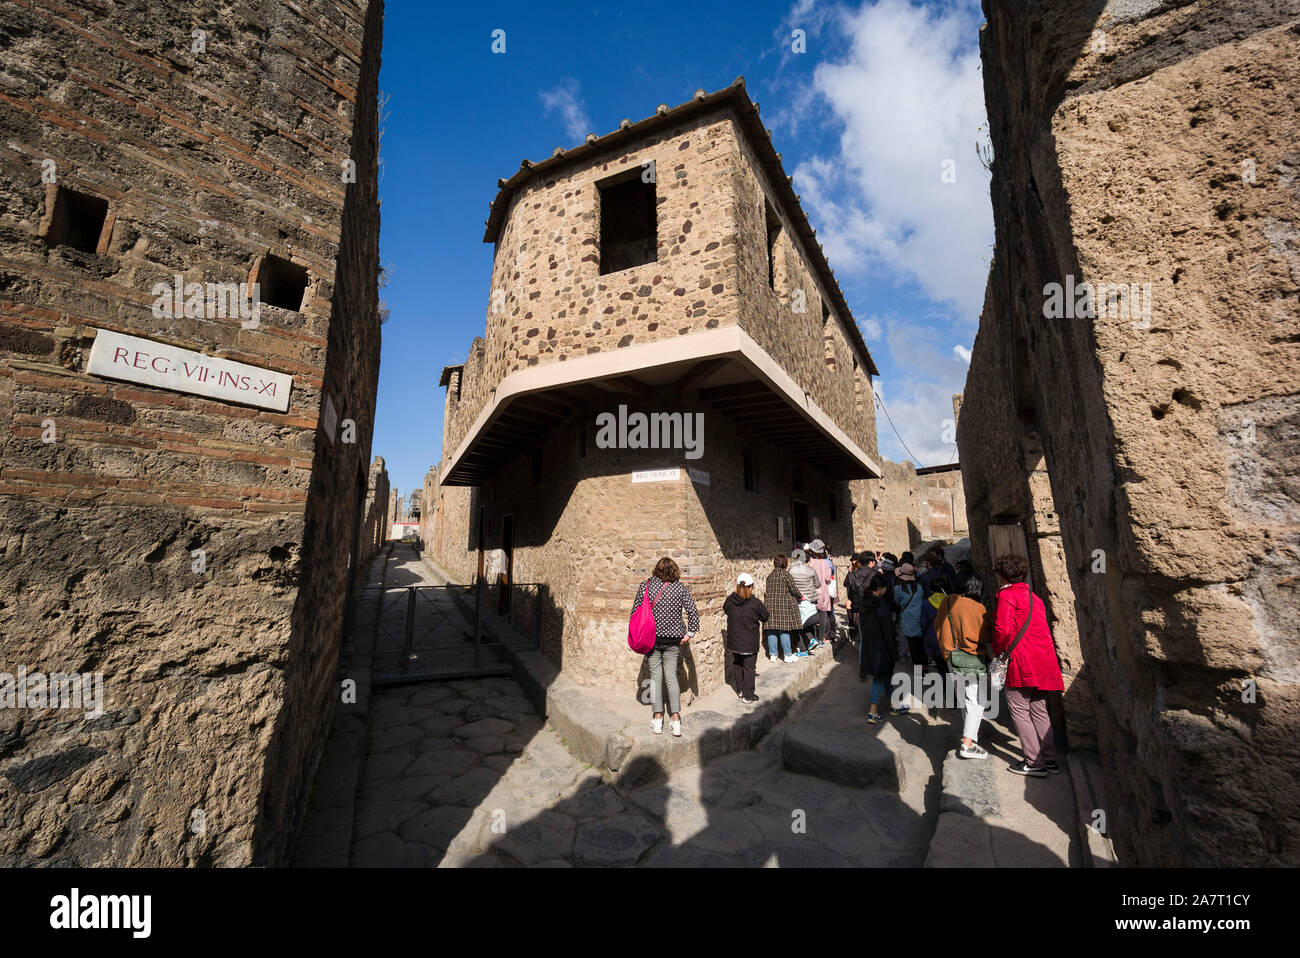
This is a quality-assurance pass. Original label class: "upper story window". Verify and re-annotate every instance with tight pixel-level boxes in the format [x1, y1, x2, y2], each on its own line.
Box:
[765, 198, 781, 290]
[822, 302, 837, 372]
[853, 359, 865, 412]
[598, 171, 657, 274]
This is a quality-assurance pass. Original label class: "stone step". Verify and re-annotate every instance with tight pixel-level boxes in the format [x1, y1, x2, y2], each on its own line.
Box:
[781, 720, 904, 790]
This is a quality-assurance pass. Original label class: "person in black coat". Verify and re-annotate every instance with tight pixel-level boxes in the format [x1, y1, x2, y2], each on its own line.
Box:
[724, 573, 769, 704]
[859, 574, 907, 723]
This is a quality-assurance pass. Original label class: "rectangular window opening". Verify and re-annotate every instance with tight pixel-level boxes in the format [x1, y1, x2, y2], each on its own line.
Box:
[598, 173, 657, 275]
[792, 500, 811, 545]
[822, 302, 836, 371]
[47, 187, 108, 254]
[257, 253, 309, 311]
[765, 198, 781, 290]
[791, 463, 803, 494]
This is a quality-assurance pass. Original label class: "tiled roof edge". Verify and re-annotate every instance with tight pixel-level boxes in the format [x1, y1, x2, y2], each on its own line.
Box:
[481, 76, 880, 377]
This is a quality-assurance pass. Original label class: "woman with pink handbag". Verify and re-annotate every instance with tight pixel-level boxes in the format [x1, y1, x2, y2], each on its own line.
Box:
[630, 557, 699, 737]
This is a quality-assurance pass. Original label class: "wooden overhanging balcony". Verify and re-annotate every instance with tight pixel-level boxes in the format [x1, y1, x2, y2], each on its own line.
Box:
[440, 326, 880, 486]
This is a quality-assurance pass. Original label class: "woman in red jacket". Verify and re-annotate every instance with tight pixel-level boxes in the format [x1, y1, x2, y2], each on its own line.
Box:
[991, 554, 1064, 777]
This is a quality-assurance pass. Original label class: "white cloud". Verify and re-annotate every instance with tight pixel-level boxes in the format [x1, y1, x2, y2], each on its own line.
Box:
[792, 0, 992, 319]
[858, 314, 885, 341]
[867, 317, 967, 465]
[539, 79, 593, 144]
[953, 344, 971, 364]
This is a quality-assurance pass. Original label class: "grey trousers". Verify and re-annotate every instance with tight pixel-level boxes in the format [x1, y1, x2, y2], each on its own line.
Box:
[647, 644, 681, 715]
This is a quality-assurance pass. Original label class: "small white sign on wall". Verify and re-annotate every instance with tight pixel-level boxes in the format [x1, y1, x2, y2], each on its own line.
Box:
[86, 328, 293, 412]
[632, 468, 680, 483]
[322, 392, 338, 443]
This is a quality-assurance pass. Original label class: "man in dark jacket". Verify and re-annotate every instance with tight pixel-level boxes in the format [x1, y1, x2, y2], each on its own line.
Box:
[859, 575, 907, 723]
[843, 553, 874, 638]
[724, 573, 769, 704]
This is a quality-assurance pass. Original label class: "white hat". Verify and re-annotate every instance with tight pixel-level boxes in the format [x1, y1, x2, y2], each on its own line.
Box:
[736, 572, 755, 586]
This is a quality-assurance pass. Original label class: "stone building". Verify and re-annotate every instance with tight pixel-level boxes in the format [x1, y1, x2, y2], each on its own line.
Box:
[0, 2, 385, 865]
[418, 462, 439, 551]
[432, 79, 883, 700]
[362, 455, 390, 565]
[960, 0, 1298, 865]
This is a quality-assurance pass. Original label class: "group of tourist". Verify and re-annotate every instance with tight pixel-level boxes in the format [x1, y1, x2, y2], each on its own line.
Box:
[629, 544, 1064, 777]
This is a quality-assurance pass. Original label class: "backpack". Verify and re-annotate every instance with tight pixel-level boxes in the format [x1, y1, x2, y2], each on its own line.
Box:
[846, 570, 868, 607]
[628, 580, 667, 654]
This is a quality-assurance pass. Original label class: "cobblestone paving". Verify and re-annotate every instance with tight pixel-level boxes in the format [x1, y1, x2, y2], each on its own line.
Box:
[350, 670, 935, 867]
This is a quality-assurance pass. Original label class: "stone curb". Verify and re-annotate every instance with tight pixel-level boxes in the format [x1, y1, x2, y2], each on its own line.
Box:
[1066, 750, 1119, 867]
[290, 542, 394, 866]
[421, 556, 840, 778]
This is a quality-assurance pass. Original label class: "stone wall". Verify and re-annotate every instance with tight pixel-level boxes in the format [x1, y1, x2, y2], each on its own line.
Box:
[435, 399, 856, 700]
[442, 101, 879, 470]
[433, 88, 882, 701]
[0, 0, 383, 865]
[363, 455, 390, 566]
[963, 0, 1299, 865]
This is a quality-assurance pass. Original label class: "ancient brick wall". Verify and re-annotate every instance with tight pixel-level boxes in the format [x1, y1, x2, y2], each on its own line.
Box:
[0, 0, 382, 865]
[363, 455, 389, 565]
[965, 0, 1299, 865]
[435, 396, 855, 699]
[441, 103, 880, 470]
[730, 120, 880, 461]
[877, 459, 921, 555]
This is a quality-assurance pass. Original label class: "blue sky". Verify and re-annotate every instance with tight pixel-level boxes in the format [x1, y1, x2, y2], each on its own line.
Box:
[373, 0, 992, 502]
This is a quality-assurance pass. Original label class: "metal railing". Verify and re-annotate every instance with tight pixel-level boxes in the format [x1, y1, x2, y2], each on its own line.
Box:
[344, 579, 545, 685]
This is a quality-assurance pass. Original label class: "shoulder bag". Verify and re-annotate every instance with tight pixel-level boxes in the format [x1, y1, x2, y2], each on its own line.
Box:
[944, 596, 987, 675]
[628, 580, 667, 654]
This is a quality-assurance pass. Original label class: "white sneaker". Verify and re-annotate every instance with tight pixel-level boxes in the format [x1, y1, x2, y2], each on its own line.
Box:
[651, 716, 663, 735]
[769, 654, 778, 663]
[958, 742, 988, 760]
[670, 718, 682, 737]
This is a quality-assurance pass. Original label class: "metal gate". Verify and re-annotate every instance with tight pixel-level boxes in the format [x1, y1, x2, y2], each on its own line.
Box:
[346, 579, 545, 686]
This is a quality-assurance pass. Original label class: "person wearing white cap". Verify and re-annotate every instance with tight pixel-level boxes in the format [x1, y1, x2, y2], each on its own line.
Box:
[724, 572, 769, 704]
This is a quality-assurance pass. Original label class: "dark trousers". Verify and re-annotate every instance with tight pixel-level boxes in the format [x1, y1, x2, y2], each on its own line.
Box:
[731, 652, 756, 698]
[906, 632, 927, 665]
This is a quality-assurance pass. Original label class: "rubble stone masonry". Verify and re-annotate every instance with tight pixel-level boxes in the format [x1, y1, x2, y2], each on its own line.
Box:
[962, 0, 1299, 865]
[0, 0, 384, 865]
[434, 85, 881, 700]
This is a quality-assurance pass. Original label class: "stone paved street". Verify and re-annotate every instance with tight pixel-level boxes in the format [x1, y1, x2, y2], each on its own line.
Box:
[293, 544, 1080, 868]
[349, 671, 940, 867]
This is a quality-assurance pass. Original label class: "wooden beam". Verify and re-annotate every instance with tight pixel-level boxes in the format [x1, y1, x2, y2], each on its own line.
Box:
[606, 375, 654, 400]
[572, 382, 619, 406]
[498, 408, 562, 428]
[669, 356, 730, 393]
[699, 381, 770, 402]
